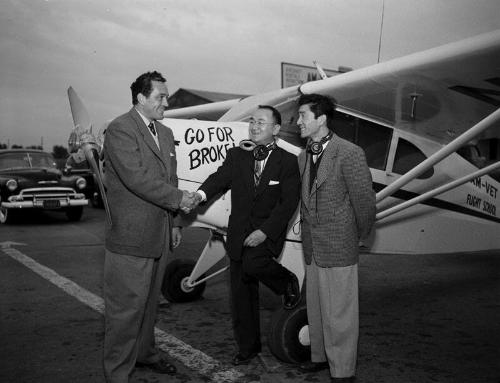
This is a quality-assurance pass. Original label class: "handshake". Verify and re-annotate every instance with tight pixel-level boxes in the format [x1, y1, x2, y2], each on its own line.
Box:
[179, 190, 203, 214]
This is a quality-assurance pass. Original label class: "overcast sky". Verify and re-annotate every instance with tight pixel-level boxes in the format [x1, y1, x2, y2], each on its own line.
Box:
[1, 0, 499, 150]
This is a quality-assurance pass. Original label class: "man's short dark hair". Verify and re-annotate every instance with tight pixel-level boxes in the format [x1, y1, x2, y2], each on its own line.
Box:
[131, 71, 166, 105]
[297, 94, 337, 128]
[258, 105, 281, 125]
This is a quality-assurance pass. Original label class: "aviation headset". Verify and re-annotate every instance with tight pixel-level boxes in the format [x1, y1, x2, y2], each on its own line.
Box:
[239, 139, 277, 161]
[306, 130, 333, 156]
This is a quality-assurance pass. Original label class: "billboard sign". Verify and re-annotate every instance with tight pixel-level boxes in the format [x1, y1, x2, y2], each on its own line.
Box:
[281, 62, 347, 88]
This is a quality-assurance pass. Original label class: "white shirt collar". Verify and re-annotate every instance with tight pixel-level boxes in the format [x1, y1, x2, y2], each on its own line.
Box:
[135, 108, 152, 128]
[135, 108, 160, 148]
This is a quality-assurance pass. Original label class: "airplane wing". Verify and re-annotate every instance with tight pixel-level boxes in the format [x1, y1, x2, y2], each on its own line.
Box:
[164, 98, 243, 121]
[300, 29, 500, 144]
[162, 30, 500, 146]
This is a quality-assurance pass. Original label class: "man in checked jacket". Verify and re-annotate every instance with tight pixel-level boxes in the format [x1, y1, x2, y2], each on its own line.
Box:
[296, 94, 376, 382]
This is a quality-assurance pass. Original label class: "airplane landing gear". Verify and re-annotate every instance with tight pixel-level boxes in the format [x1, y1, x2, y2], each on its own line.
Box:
[267, 303, 311, 363]
[161, 259, 206, 302]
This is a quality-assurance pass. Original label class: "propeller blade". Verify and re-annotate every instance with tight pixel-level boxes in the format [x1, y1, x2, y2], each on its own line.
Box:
[82, 143, 112, 226]
[67, 86, 92, 133]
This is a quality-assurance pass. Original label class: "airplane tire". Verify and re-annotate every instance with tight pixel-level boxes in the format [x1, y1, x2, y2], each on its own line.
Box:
[162, 259, 206, 303]
[267, 304, 311, 363]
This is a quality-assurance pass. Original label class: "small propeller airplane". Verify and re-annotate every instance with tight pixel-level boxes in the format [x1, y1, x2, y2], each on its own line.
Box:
[67, 29, 500, 364]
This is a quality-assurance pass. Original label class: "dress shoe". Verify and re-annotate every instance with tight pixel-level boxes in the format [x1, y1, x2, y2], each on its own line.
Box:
[283, 273, 301, 310]
[135, 358, 177, 374]
[232, 352, 258, 365]
[298, 360, 329, 372]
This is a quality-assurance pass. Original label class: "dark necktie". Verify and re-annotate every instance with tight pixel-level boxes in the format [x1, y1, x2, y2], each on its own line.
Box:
[254, 160, 263, 186]
[148, 122, 157, 136]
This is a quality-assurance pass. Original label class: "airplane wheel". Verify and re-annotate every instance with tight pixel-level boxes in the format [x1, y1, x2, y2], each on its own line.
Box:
[66, 206, 83, 221]
[162, 259, 206, 303]
[267, 304, 311, 363]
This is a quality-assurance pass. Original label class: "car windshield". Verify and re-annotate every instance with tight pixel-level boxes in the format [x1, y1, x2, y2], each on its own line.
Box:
[0, 152, 57, 170]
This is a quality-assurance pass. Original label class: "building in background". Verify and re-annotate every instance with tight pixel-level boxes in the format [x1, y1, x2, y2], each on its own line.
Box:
[281, 62, 352, 88]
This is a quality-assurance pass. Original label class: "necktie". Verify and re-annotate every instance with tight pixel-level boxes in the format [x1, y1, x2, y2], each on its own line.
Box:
[254, 160, 263, 186]
[148, 122, 157, 136]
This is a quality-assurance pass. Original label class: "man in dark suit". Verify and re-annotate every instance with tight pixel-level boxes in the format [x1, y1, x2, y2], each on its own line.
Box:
[193, 105, 301, 365]
[102, 71, 196, 383]
[296, 94, 375, 382]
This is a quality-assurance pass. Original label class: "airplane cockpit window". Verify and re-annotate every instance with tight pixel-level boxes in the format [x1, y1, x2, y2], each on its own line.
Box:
[457, 144, 487, 169]
[393, 138, 434, 179]
[333, 111, 392, 170]
[457, 138, 500, 181]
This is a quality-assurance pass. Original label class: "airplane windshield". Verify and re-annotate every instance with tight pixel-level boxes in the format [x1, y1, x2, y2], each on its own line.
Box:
[457, 139, 500, 181]
[393, 138, 434, 179]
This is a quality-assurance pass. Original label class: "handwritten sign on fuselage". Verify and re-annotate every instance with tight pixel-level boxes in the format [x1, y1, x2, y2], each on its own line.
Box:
[161, 118, 250, 183]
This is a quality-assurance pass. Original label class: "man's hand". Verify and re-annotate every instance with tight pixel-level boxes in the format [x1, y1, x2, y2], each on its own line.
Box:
[243, 229, 267, 247]
[179, 190, 200, 213]
[193, 191, 203, 205]
[172, 226, 182, 248]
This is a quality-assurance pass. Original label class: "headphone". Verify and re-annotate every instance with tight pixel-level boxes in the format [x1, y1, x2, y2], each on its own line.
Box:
[306, 130, 333, 155]
[239, 139, 277, 161]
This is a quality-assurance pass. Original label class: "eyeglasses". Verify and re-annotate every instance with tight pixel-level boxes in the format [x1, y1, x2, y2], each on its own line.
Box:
[249, 120, 275, 127]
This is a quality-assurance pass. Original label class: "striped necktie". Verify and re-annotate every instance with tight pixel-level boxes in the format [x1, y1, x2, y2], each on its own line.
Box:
[148, 122, 157, 136]
[254, 160, 263, 186]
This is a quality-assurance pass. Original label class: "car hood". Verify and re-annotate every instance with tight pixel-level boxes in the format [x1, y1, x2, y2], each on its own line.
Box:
[0, 167, 62, 185]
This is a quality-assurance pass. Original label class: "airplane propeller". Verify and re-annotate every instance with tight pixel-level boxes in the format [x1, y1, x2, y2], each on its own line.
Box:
[67, 87, 112, 225]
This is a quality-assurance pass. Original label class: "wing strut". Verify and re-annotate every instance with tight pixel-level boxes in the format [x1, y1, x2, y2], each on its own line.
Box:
[376, 108, 500, 204]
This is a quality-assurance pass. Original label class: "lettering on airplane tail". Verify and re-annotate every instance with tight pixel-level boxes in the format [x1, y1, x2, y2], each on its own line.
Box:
[183, 127, 236, 170]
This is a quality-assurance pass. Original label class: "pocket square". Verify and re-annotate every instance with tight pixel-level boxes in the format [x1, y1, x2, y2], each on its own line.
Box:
[269, 180, 280, 185]
[170, 152, 175, 157]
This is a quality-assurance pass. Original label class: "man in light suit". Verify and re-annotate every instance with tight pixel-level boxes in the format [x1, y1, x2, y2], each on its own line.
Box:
[193, 105, 301, 366]
[102, 71, 196, 383]
[296, 94, 376, 382]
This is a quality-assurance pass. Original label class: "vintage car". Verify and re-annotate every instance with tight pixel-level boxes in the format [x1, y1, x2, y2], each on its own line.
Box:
[63, 165, 104, 208]
[0, 149, 88, 223]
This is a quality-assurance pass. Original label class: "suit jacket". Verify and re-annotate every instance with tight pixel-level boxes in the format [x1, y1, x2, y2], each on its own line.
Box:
[200, 146, 300, 260]
[103, 108, 183, 258]
[298, 134, 376, 267]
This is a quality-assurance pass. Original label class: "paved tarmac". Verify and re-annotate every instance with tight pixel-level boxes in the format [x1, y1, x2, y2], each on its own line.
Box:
[0, 207, 499, 382]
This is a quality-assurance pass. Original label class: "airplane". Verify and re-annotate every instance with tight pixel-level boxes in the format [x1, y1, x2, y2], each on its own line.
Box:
[67, 29, 500, 364]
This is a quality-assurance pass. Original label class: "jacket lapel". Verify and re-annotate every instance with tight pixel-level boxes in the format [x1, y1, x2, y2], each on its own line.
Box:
[129, 108, 166, 167]
[240, 150, 256, 199]
[309, 135, 339, 197]
[254, 148, 281, 197]
[298, 151, 311, 210]
[157, 123, 172, 173]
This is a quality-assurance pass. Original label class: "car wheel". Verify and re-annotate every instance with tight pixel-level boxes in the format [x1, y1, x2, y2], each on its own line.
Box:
[91, 192, 103, 208]
[267, 304, 311, 363]
[161, 259, 206, 303]
[66, 206, 83, 221]
[0, 206, 14, 224]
